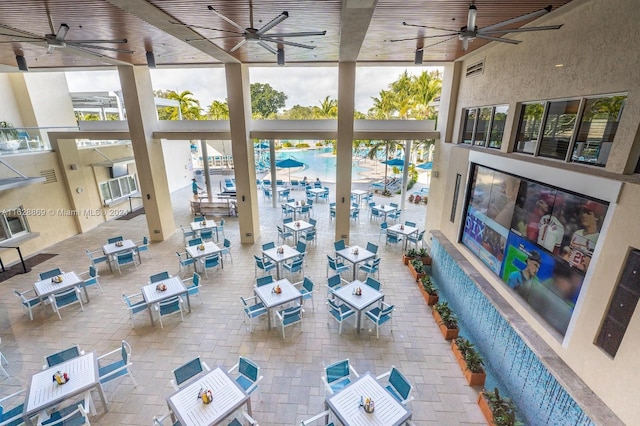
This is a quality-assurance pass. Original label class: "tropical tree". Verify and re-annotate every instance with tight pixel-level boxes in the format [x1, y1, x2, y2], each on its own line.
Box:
[366, 139, 404, 194]
[167, 90, 202, 120]
[206, 100, 229, 119]
[250, 82, 287, 118]
[315, 96, 338, 118]
[368, 90, 397, 119]
[280, 105, 316, 119]
[411, 70, 442, 120]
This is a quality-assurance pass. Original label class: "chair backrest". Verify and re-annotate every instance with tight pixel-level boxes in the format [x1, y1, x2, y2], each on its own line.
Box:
[283, 217, 293, 224]
[366, 242, 378, 254]
[88, 266, 97, 278]
[365, 277, 381, 291]
[238, 357, 259, 382]
[405, 221, 416, 227]
[390, 202, 398, 208]
[388, 367, 412, 401]
[325, 359, 350, 385]
[256, 275, 274, 287]
[304, 230, 316, 241]
[194, 216, 205, 222]
[39, 268, 63, 280]
[309, 218, 317, 227]
[327, 256, 337, 270]
[159, 296, 182, 315]
[108, 236, 124, 244]
[224, 239, 231, 249]
[150, 271, 170, 283]
[262, 242, 275, 251]
[204, 255, 220, 267]
[53, 287, 80, 306]
[173, 357, 204, 387]
[46, 346, 81, 367]
[296, 241, 307, 254]
[334, 240, 346, 251]
[416, 230, 425, 241]
[200, 229, 213, 239]
[117, 251, 135, 263]
[327, 274, 341, 290]
[188, 238, 203, 246]
[303, 277, 314, 292]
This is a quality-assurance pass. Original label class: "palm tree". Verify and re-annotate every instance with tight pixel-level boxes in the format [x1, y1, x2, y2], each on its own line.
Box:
[166, 90, 202, 120]
[368, 90, 397, 119]
[411, 70, 442, 120]
[207, 100, 229, 119]
[366, 140, 404, 194]
[315, 96, 338, 118]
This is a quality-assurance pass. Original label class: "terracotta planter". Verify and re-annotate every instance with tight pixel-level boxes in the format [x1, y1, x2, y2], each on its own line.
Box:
[420, 287, 439, 306]
[451, 341, 486, 386]
[420, 255, 433, 265]
[432, 309, 459, 340]
[451, 340, 467, 371]
[477, 393, 493, 425]
[402, 255, 415, 265]
[408, 262, 426, 282]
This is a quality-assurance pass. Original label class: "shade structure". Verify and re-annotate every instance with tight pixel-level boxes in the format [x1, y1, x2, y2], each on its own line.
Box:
[417, 162, 433, 170]
[276, 157, 305, 182]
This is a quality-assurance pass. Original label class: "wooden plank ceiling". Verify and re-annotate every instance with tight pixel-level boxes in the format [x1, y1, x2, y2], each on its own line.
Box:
[0, 0, 574, 71]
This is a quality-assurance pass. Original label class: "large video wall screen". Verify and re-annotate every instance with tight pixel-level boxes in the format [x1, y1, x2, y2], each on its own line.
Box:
[461, 164, 609, 335]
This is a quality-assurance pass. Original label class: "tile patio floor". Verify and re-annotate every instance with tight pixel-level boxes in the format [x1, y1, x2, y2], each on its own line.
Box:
[0, 180, 485, 425]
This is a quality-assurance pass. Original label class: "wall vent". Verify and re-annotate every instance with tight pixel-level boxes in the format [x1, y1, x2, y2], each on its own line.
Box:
[466, 60, 485, 78]
[40, 169, 57, 184]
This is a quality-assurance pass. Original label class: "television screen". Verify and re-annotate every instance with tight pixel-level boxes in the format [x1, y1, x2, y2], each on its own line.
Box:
[110, 163, 128, 178]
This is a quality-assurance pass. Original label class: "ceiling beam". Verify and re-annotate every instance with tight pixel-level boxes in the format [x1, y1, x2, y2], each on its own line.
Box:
[339, 0, 378, 62]
[106, 0, 240, 64]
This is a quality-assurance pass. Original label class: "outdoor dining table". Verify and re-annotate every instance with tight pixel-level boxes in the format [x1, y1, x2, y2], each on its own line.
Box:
[324, 373, 412, 426]
[22, 352, 108, 426]
[387, 223, 418, 250]
[33, 271, 89, 304]
[190, 220, 219, 241]
[283, 201, 305, 220]
[166, 367, 251, 426]
[186, 241, 224, 271]
[351, 189, 368, 206]
[335, 245, 376, 281]
[254, 278, 302, 329]
[284, 219, 314, 242]
[141, 276, 191, 326]
[262, 245, 300, 280]
[307, 187, 326, 202]
[372, 204, 397, 222]
[102, 239, 138, 271]
[332, 280, 384, 333]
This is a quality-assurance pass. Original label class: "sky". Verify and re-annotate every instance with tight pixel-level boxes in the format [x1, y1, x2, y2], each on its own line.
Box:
[65, 65, 442, 113]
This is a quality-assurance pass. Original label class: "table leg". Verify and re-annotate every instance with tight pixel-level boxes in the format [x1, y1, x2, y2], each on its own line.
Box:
[184, 291, 192, 313]
[147, 304, 155, 325]
[80, 284, 90, 304]
[324, 401, 330, 424]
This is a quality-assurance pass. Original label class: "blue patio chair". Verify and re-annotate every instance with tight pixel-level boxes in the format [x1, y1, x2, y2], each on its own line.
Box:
[254, 255, 276, 277]
[193, 216, 205, 222]
[321, 359, 359, 394]
[199, 229, 214, 242]
[256, 275, 274, 287]
[221, 239, 233, 263]
[107, 236, 124, 244]
[300, 229, 317, 246]
[0, 389, 25, 426]
[326, 274, 342, 297]
[283, 257, 304, 281]
[40, 402, 89, 426]
[214, 218, 225, 240]
[201, 254, 221, 278]
[283, 217, 293, 225]
[376, 366, 414, 405]
[13, 289, 43, 321]
[366, 242, 379, 256]
[407, 230, 426, 249]
[154, 296, 184, 329]
[277, 225, 293, 244]
[282, 204, 294, 218]
[115, 250, 138, 274]
[171, 357, 210, 390]
[275, 304, 304, 338]
[135, 236, 151, 258]
[80, 266, 103, 301]
[365, 276, 382, 291]
[85, 249, 109, 272]
[49, 287, 84, 320]
[183, 272, 202, 302]
[45, 346, 82, 368]
[359, 258, 381, 280]
[326, 255, 349, 281]
[300, 205, 311, 219]
[187, 237, 203, 246]
[314, 181, 322, 188]
[263, 188, 272, 200]
[241, 295, 267, 332]
[365, 302, 395, 339]
[38, 268, 63, 280]
[327, 299, 356, 335]
[295, 240, 307, 258]
[176, 251, 196, 273]
[370, 207, 381, 221]
[180, 225, 196, 244]
[262, 242, 276, 251]
[386, 232, 402, 247]
[350, 209, 360, 222]
[333, 239, 347, 254]
[228, 356, 264, 400]
[263, 179, 271, 186]
[98, 340, 137, 387]
[405, 221, 417, 227]
[296, 276, 316, 312]
[309, 218, 317, 227]
[379, 221, 388, 240]
[153, 411, 181, 426]
[122, 292, 147, 328]
[149, 271, 170, 283]
[387, 208, 401, 222]
[276, 179, 284, 186]
[300, 410, 334, 426]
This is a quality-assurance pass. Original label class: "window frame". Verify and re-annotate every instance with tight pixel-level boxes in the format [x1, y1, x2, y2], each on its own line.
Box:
[0, 206, 31, 242]
[99, 174, 138, 205]
[460, 105, 509, 149]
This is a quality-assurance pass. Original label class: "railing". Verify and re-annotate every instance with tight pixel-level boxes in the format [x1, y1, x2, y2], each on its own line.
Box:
[0, 125, 78, 155]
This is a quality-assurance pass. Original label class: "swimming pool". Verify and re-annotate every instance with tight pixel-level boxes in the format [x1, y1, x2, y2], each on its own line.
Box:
[262, 147, 372, 183]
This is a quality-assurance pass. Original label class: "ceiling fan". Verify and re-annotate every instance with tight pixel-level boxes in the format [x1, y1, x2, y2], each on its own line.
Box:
[179, 0, 326, 57]
[0, 15, 133, 57]
[391, 3, 563, 53]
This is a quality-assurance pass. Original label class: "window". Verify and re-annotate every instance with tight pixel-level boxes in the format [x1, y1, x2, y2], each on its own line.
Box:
[451, 174, 461, 222]
[515, 103, 544, 154]
[539, 100, 580, 160]
[100, 175, 138, 204]
[572, 96, 626, 167]
[0, 206, 30, 241]
[461, 105, 509, 148]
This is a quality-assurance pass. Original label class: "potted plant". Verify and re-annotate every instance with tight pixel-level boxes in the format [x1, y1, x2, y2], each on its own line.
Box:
[403, 248, 418, 265]
[478, 387, 521, 426]
[420, 275, 439, 305]
[433, 301, 459, 340]
[452, 337, 486, 386]
[417, 248, 432, 265]
[408, 258, 426, 282]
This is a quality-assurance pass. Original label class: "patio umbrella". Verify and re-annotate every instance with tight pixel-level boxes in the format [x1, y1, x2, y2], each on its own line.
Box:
[417, 162, 433, 170]
[275, 157, 305, 182]
[382, 158, 412, 169]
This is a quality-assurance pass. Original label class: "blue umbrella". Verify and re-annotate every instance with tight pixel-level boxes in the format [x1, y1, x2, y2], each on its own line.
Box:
[382, 158, 411, 167]
[417, 162, 433, 170]
[276, 158, 305, 182]
[254, 142, 270, 149]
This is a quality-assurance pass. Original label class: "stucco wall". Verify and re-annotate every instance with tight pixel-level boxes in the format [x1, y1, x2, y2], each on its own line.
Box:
[161, 139, 194, 193]
[428, 0, 640, 422]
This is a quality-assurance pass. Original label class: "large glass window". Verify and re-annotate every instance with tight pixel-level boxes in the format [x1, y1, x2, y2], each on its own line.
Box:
[100, 175, 138, 204]
[474, 108, 492, 146]
[488, 105, 508, 149]
[539, 100, 580, 160]
[515, 103, 544, 154]
[462, 109, 477, 144]
[0, 206, 30, 241]
[572, 96, 626, 167]
[461, 105, 509, 147]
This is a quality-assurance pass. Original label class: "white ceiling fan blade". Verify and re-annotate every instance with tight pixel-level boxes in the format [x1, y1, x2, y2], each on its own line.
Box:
[47, 45, 56, 54]
[389, 33, 459, 42]
[186, 35, 244, 42]
[480, 25, 563, 35]
[0, 34, 44, 42]
[421, 35, 459, 50]
[462, 38, 469, 51]
[266, 31, 326, 38]
[467, 4, 477, 30]
[256, 12, 288, 36]
[260, 37, 315, 49]
[56, 24, 69, 41]
[170, 21, 245, 35]
[66, 44, 133, 65]
[481, 6, 553, 33]
[475, 34, 521, 45]
[229, 38, 248, 52]
[402, 22, 458, 33]
[68, 42, 134, 54]
[206, 6, 246, 32]
[258, 41, 277, 54]
[66, 38, 128, 44]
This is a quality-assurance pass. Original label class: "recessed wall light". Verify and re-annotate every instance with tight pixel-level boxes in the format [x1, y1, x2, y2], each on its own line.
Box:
[554, 64, 564, 67]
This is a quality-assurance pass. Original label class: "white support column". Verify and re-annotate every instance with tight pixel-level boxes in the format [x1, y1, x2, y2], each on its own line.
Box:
[399, 139, 412, 222]
[335, 62, 356, 244]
